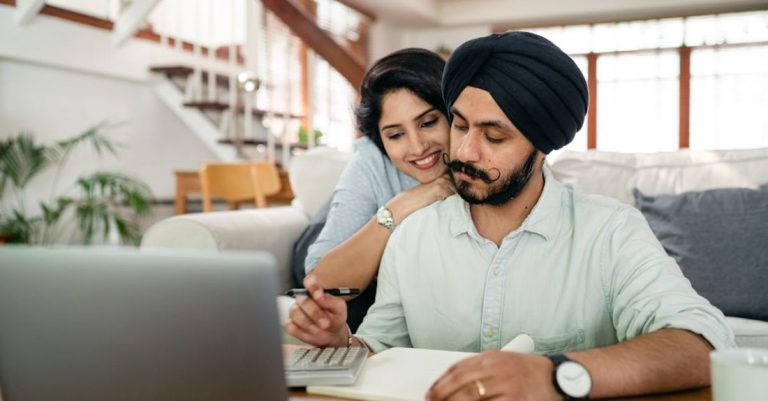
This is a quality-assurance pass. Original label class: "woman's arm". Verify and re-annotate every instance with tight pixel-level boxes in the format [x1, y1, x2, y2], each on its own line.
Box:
[310, 175, 454, 292]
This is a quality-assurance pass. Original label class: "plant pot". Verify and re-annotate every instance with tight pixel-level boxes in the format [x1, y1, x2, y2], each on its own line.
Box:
[0, 232, 9, 246]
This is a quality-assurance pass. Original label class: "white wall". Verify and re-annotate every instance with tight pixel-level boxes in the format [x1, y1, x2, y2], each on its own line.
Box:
[0, 58, 217, 206]
[0, 5, 241, 208]
[369, 21, 491, 62]
[401, 25, 492, 54]
[438, 0, 768, 27]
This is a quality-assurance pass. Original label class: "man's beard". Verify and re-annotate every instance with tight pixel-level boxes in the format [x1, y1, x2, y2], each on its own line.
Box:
[444, 150, 538, 206]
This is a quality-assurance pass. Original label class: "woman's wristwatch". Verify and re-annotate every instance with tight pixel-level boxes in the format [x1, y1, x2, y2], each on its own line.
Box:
[547, 354, 592, 400]
[376, 206, 395, 231]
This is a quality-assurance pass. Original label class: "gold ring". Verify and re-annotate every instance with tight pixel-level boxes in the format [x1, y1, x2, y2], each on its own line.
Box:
[474, 380, 486, 398]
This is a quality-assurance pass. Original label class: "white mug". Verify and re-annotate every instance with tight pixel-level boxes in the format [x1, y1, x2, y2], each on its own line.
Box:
[710, 348, 768, 401]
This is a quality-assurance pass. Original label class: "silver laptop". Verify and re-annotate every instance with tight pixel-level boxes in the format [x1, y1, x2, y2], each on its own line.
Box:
[0, 247, 288, 401]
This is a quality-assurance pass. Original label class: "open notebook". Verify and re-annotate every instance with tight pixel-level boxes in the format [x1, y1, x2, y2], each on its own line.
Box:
[307, 347, 474, 401]
[306, 334, 534, 401]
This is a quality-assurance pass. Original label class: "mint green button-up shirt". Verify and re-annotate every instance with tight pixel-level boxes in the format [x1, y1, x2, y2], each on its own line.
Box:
[355, 168, 735, 354]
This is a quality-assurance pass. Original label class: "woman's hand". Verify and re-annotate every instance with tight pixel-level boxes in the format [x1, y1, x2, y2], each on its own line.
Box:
[284, 275, 350, 347]
[387, 174, 455, 224]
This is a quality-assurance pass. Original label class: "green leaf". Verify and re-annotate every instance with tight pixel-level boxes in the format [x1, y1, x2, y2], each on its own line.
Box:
[47, 122, 123, 163]
[0, 133, 49, 190]
[0, 209, 42, 243]
[113, 215, 141, 245]
[1, 123, 149, 246]
[72, 171, 152, 244]
[40, 198, 74, 225]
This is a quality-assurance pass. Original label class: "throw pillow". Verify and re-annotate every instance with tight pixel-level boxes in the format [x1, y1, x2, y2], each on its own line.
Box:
[633, 187, 768, 321]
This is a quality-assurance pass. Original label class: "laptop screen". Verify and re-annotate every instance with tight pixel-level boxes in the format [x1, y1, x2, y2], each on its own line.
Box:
[0, 247, 288, 401]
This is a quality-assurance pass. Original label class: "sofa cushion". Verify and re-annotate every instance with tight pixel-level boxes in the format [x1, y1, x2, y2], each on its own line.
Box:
[634, 187, 768, 321]
[549, 147, 768, 205]
[727, 316, 768, 349]
[288, 147, 352, 217]
[141, 207, 309, 291]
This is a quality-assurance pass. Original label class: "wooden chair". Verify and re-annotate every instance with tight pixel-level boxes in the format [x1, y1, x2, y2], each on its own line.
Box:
[199, 162, 281, 212]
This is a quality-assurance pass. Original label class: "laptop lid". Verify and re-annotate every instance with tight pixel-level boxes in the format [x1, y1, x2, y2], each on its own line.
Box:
[0, 247, 288, 401]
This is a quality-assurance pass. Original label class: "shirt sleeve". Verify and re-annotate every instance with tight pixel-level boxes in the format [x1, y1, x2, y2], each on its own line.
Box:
[304, 152, 380, 274]
[605, 207, 736, 350]
[353, 229, 412, 353]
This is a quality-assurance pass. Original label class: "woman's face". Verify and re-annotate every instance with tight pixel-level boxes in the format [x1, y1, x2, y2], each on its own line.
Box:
[378, 89, 450, 183]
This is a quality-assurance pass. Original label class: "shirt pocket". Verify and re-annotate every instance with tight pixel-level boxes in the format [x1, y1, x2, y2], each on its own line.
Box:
[530, 329, 586, 354]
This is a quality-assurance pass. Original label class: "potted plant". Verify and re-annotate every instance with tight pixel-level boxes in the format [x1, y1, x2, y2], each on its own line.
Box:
[297, 126, 323, 146]
[0, 123, 152, 245]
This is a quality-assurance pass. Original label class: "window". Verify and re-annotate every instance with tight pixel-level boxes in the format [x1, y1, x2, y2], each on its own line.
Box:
[690, 45, 768, 150]
[597, 50, 679, 152]
[530, 10, 768, 152]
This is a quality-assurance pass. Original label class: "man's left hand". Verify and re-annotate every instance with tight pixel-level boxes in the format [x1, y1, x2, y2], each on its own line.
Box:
[426, 351, 561, 401]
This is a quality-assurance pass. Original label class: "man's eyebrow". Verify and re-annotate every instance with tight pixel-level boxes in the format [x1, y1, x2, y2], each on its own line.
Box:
[475, 120, 512, 131]
[450, 107, 512, 132]
[380, 107, 437, 131]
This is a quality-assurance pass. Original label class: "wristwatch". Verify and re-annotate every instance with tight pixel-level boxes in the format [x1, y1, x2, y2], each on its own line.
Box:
[547, 354, 592, 400]
[376, 206, 395, 231]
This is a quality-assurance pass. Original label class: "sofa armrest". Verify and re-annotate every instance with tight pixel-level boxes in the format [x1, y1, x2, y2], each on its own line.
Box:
[141, 206, 309, 290]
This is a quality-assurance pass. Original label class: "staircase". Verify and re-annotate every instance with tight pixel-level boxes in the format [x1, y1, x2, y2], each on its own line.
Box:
[149, 63, 307, 162]
[1, 0, 371, 164]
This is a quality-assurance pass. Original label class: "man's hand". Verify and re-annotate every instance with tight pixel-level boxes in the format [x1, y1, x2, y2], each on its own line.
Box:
[283, 275, 349, 347]
[426, 351, 561, 401]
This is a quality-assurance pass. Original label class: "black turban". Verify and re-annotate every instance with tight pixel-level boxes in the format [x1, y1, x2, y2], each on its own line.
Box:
[442, 31, 588, 154]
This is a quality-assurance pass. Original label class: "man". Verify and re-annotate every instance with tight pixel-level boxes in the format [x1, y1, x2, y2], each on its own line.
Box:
[285, 32, 734, 400]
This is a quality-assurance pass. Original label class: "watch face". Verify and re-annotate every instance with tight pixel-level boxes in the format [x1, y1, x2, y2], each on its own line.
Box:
[556, 361, 592, 398]
[376, 207, 394, 229]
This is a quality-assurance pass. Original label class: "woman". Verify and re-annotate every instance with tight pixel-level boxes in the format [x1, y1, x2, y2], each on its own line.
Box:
[299, 48, 453, 330]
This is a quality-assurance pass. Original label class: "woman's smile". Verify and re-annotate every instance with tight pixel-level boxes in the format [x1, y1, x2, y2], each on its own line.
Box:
[410, 151, 442, 169]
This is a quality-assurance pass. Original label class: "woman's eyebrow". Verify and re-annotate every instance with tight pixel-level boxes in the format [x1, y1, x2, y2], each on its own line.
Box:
[413, 107, 437, 121]
[381, 107, 437, 131]
[380, 122, 402, 131]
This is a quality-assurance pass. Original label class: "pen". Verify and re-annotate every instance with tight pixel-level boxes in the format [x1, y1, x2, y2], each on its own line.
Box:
[285, 288, 361, 297]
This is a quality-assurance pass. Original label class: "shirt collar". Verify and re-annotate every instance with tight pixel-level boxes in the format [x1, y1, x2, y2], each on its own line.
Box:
[448, 166, 564, 241]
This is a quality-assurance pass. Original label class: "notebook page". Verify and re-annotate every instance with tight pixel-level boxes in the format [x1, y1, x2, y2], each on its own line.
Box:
[307, 347, 476, 401]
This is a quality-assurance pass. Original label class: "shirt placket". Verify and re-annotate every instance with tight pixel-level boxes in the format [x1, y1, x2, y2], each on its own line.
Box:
[480, 234, 519, 351]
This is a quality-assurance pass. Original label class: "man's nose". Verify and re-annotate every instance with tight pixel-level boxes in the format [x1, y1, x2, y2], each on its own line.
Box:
[455, 130, 481, 162]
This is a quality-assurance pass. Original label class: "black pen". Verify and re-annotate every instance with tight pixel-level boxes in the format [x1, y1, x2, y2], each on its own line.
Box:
[285, 288, 361, 297]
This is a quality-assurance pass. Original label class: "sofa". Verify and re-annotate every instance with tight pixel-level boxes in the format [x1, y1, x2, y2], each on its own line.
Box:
[141, 146, 768, 348]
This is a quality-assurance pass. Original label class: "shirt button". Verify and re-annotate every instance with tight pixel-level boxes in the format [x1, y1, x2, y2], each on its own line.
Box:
[493, 267, 501, 276]
[485, 327, 495, 338]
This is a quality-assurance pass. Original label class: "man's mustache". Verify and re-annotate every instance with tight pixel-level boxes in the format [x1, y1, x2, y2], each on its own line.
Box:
[441, 153, 501, 183]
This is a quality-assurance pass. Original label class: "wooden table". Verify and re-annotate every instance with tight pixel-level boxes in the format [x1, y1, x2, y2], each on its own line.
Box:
[281, 346, 710, 401]
[174, 169, 294, 214]
[287, 387, 711, 400]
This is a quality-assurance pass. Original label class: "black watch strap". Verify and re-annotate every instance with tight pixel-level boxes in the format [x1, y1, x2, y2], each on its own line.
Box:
[547, 354, 590, 401]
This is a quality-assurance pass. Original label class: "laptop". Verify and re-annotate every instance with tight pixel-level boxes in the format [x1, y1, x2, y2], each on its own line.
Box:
[0, 247, 288, 401]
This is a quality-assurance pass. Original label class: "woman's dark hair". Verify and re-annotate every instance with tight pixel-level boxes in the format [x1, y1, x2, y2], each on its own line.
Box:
[354, 48, 447, 156]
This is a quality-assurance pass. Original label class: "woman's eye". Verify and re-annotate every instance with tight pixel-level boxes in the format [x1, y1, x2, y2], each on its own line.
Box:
[387, 132, 404, 140]
[421, 118, 437, 128]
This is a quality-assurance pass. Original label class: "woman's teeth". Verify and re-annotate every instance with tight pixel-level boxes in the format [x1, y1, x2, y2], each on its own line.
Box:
[413, 153, 438, 167]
